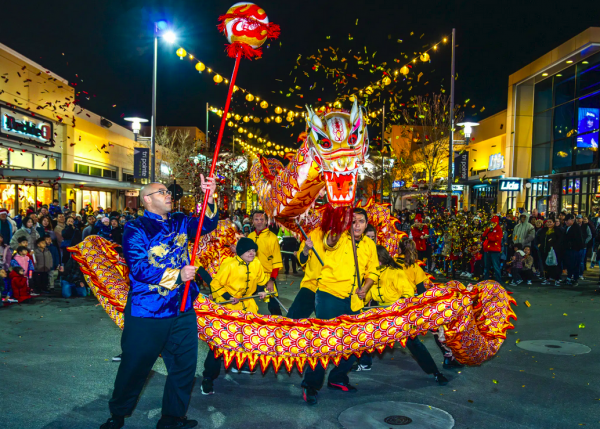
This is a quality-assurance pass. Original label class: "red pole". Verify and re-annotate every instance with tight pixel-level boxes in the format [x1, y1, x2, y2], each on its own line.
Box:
[180, 52, 242, 312]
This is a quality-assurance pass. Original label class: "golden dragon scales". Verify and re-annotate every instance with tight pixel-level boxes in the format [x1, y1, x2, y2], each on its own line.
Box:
[70, 99, 516, 372]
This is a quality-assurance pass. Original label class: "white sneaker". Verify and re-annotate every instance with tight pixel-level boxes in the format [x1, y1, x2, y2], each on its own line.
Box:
[6, 298, 18, 303]
[526, 281, 532, 285]
[580, 276, 585, 281]
[30, 293, 40, 297]
[541, 280, 550, 285]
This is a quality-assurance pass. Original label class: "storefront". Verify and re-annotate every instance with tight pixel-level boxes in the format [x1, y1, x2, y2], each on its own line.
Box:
[470, 182, 498, 213]
[0, 183, 59, 216]
[498, 178, 522, 212]
[524, 179, 552, 213]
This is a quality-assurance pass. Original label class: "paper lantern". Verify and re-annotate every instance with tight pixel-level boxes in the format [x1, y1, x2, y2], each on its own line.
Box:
[218, 3, 280, 59]
[260, 100, 268, 108]
[214, 74, 224, 83]
[420, 52, 430, 62]
[400, 66, 409, 75]
[267, 142, 272, 147]
[286, 116, 293, 122]
[382, 76, 391, 85]
[234, 114, 241, 121]
[253, 117, 261, 123]
[243, 116, 250, 122]
[365, 86, 374, 95]
[274, 106, 283, 114]
[275, 116, 282, 123]
[333, 101, 342, 108]
[228, 121, 234, 127]
[248, 133, 254, 138]
[246, 93, 255, 102]
[238, 127, 244, 133]
[195, 62, 206, 73]
[349, 95, 356, 102]
[264, 117, 271, 123]
[176, 47, 187, 59]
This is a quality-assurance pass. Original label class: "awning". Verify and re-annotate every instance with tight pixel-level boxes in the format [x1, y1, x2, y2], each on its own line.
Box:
[0, 169, 142, 190]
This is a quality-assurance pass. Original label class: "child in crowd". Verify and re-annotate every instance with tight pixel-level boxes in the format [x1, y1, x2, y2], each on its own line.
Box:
[0, 268, 18, 304]
[44, 235, 60, 290]
[520, 245, 535, 285]
[0, 235, 11, 271]
[508, 243, 525, 286]
[469, 242, 484, 281]
[33, 237, 53, 294]
[9, 266, 33, 303]
[10, 246, 34, 288]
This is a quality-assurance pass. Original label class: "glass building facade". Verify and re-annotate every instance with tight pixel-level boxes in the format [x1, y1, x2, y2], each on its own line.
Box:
[532, 51, 600, 176]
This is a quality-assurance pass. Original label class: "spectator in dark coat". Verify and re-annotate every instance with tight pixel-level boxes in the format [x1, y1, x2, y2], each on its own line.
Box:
[563, 214, 584, 286]
[61, 257, 87, 298]
[61, 218, 83, 264]
[109, 217, 124, 246]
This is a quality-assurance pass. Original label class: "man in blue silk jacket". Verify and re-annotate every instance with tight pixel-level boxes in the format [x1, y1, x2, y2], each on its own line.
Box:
[100, 176, 218, 429]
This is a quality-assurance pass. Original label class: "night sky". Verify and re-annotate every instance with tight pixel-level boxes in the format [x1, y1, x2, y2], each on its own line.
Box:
[3, 0, 600, 150]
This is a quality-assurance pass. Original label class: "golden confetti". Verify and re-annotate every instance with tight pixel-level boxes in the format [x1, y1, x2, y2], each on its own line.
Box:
[579, 323, 585, 328]
[525, 301, 531, 307]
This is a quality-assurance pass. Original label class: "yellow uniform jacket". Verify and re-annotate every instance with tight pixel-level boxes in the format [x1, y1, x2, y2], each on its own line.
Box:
[396, 255, 429, 288]
[297, 228, 325, 293]
[366, 266, 416, 307]
[318, 231, 378, 311]
[248, 228, 283, 296]
[210, 255, 270, 313]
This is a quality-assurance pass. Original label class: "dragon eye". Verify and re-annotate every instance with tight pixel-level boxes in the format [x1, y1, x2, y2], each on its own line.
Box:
[348, 132, 358, 146]
[319, 137, 332, 149]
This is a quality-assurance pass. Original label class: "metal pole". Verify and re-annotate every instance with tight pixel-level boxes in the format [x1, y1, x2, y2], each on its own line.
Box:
[381, 104, 385, 204]
[151, 36, 158, 183]
[447, 28, 456, 210]
[206, 102, 209, 149]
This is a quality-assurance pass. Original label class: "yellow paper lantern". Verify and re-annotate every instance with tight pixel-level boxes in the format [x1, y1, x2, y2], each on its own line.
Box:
[246, 94, 255, 102]
[260, 100, 268, 109]
[217, 109, 223, 116]
[233, 85, 239, 92]
[400, 66, 410, 75]
[267, 142, 272, 147]
[349, 95, 356, 102]
[274, 106, 283, 114]
[365, 86, 374, 95]
[195, 62, 205, 73]
[275, 116, 282, 123]
[213, 74, 223, 83]
[226, 113, 232, 119]
[248, 133, 254, 139]
[243, 116, 250, 122]
[176, 47, 187, 59]
[420, 52, 430, 62]
[228, 121, 234, 127]
[286, 116, 293, 122]
[253, 117, 261, 123]
[382, 76, 392, 86]
[234, 114, 241, 121]
[264, 117, 271, 124]
[275, 145, 280, 150]
[333, 101, 342, 108]
[238, 127, 244, 133]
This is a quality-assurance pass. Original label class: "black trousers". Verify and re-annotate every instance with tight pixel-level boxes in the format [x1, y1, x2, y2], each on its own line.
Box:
[202, 350, 222, 380]
[286, 287, 315, 319]
[267, 279, 282, 316]
[283, 253, 298, 274]
[109, 299, 198, 418]
[31, 271, 49, 292]
[302, 291, 358, 389]
[359, 337, 439, 374]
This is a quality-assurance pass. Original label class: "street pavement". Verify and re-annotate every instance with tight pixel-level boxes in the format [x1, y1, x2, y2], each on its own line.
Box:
[1, 270, 599, 429]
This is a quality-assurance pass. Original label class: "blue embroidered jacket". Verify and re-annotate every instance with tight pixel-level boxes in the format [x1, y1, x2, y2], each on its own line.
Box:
[122, 205, 218, 318]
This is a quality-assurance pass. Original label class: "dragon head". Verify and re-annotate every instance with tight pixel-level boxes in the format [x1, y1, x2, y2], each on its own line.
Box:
[305, 99, 368, 206]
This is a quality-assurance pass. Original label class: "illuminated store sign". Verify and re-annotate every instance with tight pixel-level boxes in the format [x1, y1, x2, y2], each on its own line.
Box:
[1, 106, 53, 146]
[499, 179, 522, 191]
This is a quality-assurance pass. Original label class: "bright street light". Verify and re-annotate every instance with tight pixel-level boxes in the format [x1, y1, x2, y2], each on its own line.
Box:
[163, 31, 177, 44]
[457, 121, 480, 140]
[124, 117, 149, 141]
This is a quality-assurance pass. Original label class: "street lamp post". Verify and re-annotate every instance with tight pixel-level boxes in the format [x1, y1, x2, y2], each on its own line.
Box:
[381, 103, 385, 203]
[151, 21, 177, 183]
[447, 28, 456, 211]
[124, 117, 149, 142]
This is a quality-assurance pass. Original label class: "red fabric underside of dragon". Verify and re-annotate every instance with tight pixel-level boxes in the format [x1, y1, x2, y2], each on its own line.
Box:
[71, 99, 516, 372]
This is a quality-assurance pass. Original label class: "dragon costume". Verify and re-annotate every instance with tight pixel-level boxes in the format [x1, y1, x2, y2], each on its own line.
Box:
[70, 100, 516, 372]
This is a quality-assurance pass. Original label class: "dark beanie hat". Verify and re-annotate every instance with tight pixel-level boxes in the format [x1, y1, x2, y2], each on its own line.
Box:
[236, 237, 258, 256]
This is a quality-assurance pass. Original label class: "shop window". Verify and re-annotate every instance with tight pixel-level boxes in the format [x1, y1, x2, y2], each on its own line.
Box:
[77, 164, 89, 175]
[37, 186, 53, 207]
[90, 166, 102, 177]
[0, 184, 16, 216]
[103, 169, 117, 179]
[49, 157, 57, 170]
[552, 138, 572, 171]
[10, 152, 32, 169]
[34, 154, 49, 170]
[577, 52, 600, 97]
[553, 65, 576, 106]
[0, 148, 8, 166]
[123, 173, 134, 182]
[534, 77, 553, 113]
[532, 142, 551, 176]
[533, 110, 552, 145]
[553, 102, 575, 141]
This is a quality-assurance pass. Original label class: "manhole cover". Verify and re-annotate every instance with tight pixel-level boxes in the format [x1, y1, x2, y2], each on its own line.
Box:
[339, 401, 454, 429]
[384, 415, 413, 425]
[516, 340, 591, 355]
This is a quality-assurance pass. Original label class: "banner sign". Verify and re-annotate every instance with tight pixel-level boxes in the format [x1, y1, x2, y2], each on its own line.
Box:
[1, 105, 53, 146]
[499, 178, 521, 191]
[454, 151, 469, 181]
[133, 147, 149, 179]
[392, 180, 405, 190]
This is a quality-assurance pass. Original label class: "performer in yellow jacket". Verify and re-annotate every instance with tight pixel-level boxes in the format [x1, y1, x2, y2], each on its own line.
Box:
[201, 237, 271, 394]
[301, 208, 378, 406]
[286, 228, 324, 319]
[247, 211, 283, 315]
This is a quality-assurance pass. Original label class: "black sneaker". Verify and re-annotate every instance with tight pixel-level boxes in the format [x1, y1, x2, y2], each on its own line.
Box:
[100, 416, 124, 429]
[434, 372, 449, 385]
[156, 416, 198, 429]
[327, 381, 357, 392]
[112, 354, 122, 362]
[302, 385, 318, 405]
[443, 357, 464, 369]
[201, 378, 214, 395]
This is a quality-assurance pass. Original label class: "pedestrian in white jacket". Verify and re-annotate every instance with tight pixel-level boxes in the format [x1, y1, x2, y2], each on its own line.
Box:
[513, 214, 535, 247]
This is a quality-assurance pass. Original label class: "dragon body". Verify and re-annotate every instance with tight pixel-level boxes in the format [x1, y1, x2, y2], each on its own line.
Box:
[71, 100, 516, 372]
